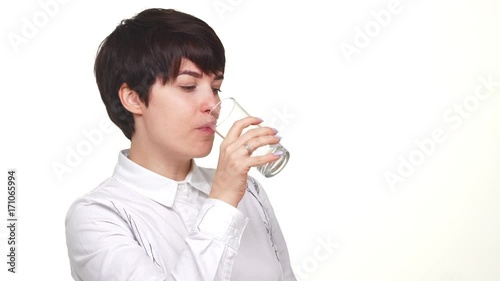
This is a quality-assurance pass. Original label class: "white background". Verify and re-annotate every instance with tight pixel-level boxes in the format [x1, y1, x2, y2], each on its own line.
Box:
[1, 0, 499, 280]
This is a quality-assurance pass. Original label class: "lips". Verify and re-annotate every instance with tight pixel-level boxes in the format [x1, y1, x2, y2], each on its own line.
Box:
[197, 121, 216, 132]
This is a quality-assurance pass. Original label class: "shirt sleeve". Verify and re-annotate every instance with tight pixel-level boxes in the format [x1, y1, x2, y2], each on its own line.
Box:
[248, 177, 298, 281]
[65, 197, 248, 281]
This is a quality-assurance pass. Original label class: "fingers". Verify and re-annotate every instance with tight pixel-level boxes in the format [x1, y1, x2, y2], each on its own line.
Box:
[224, 129, 282, 169]
[246, 152, 282, 168]
[224, 116, 263, 142]
[224, 116, 280, 149]
[211, 116, 283, 207]
[241, 134, 281, 155]
[221, 117, 280, 159]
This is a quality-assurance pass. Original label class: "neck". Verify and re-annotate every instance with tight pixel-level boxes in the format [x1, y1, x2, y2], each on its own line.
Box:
[128, 137, 192, 181]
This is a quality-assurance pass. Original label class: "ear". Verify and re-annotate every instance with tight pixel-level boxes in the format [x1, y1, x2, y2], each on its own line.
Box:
[118, 83, 144, 115]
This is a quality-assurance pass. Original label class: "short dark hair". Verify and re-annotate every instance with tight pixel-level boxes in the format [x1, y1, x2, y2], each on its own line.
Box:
[94, 8, 226, 140]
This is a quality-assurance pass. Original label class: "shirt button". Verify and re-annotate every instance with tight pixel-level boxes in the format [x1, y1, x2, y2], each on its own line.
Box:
[177, 185, 186, 191]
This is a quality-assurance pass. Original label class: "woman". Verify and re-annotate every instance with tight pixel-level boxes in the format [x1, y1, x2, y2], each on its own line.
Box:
[65, 8, 297, 281]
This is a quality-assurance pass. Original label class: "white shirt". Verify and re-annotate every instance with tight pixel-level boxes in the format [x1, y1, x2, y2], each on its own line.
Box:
[65, 149, 297, 281]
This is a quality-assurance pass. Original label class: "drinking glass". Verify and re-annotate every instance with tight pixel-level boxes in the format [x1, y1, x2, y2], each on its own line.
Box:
[209, 97, 290, 177]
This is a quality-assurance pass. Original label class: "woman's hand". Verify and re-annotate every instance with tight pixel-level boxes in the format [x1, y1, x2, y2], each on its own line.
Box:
[209, 117, 281, 207]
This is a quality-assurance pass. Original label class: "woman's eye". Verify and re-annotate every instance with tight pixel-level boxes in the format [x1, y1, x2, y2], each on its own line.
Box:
[212, 88, 221, 94]
[181, 86, 196, 92]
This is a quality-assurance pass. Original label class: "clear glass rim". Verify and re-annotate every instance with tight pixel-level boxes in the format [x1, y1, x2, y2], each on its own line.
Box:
[208, 97, 237, 115]
[209, 97, 240, 129]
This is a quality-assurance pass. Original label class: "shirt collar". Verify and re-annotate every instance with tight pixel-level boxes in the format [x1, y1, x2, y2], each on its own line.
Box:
[112, 149, 211, 208]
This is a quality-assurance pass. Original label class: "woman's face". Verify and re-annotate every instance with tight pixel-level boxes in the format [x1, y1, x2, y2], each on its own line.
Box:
[139, 58, 223, 160]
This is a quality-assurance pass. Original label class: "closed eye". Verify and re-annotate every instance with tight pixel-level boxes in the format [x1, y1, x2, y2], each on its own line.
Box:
[180, 86, 196, 92]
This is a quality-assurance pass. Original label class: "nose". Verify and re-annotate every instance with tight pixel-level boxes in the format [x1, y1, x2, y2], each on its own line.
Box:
[202, 92, 221, 114]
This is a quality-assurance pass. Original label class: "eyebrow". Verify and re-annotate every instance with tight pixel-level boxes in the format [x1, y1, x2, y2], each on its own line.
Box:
[178, 70, 224, 80]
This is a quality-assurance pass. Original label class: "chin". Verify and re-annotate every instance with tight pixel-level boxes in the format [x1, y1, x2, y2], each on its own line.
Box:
[191, 146, 213, 158]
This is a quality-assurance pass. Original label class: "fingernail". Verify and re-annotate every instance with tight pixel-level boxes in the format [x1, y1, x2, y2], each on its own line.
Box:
[272, 128, 279, 133]
[256, 117, 263, 122]
[274, 135, 282, 139]
[273, 151, 284, 156]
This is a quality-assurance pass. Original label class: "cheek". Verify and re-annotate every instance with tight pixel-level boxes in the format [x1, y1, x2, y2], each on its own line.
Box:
[142, 104, 171, 133]
[156, 108, 179, 132]
[144, 93, 197, 136]
[152, 106, 188, 135]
